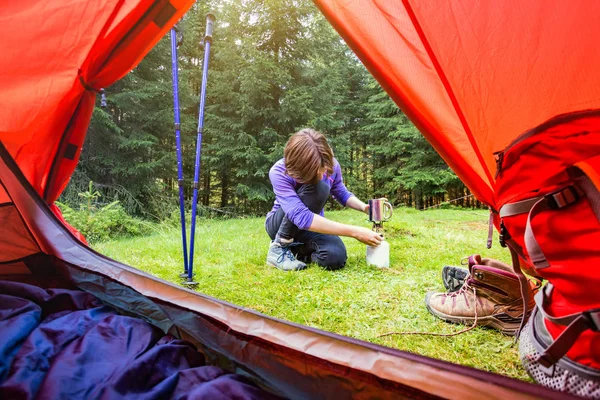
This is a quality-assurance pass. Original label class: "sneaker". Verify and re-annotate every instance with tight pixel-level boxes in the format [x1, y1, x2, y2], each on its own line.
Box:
[425, 255, 540, 335]
[441, 265, 469, 292]
[266, 241, 307, 271]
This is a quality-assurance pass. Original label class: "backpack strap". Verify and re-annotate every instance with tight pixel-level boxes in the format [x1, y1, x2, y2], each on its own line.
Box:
[499, 185, 583, 219]
[499, 184, 585, 336]
[500, 165, 599, 269]
[487, 208, 495, 249]
[523, 185, 584, 269]
[534, 284, 600, 368]
[497, 185, 583, 269]
[498, 163, 600, 343]
[499, 160, 600, 220]
[506, 243, 533, 339]
[499, 196, 543, 218]
[568, 162, 600, 222]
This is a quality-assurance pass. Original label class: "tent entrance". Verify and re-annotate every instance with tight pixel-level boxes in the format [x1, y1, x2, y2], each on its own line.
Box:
[0, 142, 567, 399]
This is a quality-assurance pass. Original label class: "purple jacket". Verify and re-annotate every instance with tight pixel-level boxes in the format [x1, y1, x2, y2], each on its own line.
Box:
[267, 158, 354, 230]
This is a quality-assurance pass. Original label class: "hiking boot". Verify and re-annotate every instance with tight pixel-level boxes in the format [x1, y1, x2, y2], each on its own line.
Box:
[425, 255, 540, 335]
[442, 265, 469, 292]
[266, 241, 307, 271]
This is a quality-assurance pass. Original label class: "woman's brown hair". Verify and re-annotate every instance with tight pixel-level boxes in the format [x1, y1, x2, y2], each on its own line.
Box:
[284, 128, 334, 184]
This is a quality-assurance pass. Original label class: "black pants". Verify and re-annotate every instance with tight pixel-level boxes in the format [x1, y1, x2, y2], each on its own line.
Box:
[265, 181, 347, 270]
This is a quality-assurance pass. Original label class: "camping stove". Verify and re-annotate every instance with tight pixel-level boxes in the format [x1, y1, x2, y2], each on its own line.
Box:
[366, 198, 393, 268]
[368, 198, 393, 232]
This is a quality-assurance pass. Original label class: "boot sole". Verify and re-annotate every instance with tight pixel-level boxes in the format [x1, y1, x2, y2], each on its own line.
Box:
[425, 296, 521, 336]
[266, 260, 307, 271]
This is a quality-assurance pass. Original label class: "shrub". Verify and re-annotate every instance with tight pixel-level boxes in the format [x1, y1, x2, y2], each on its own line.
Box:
[56, 182, 154, 242]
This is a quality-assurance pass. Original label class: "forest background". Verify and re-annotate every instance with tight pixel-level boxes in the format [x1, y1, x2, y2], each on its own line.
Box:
[59, 0, 481, 231]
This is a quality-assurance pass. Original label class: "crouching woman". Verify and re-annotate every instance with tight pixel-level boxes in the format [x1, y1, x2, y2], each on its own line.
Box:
[265, 129, 382, 271]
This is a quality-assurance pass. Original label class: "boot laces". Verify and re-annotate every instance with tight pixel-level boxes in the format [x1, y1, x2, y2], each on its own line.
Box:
[443, 280, 481, 311]
[276, 242, 303, 263]
[377, 286, 479, 338]
[447, 279, 473, 299]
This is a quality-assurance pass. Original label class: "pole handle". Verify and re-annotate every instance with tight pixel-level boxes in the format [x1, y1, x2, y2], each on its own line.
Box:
[173, 24, 184, 48]
[204, 14, 216, 43]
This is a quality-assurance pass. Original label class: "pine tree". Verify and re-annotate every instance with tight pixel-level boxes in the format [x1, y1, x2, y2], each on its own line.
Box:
[361, 78, 459, 208]
[65, 0, 468, 218]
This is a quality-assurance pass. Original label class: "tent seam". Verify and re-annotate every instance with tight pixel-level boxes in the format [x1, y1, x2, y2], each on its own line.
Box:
[0, 179, 41, 252]
[43, 0, 127, 202]
[401, 0, 496, 193]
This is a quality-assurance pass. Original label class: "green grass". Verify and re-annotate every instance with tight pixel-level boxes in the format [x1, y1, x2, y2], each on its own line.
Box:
[94, 208, 529, 381]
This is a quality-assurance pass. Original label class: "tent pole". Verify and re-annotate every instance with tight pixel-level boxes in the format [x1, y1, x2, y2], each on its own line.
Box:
[186, 14, 215, 287]
[170, 27, 190, 279]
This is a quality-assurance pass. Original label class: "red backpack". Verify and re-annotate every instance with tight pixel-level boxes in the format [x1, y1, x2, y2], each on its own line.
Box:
[493, 110, 600, 394]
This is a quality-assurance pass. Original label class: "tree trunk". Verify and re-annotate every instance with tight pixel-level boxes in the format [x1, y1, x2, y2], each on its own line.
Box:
[220, 171, 229, 208]
[415, 190, 423, 210]
[202, 170, 211, 206]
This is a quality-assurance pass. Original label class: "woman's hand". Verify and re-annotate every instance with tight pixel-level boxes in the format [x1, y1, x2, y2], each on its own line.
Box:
[308, 214, 383, 246]
[352, 227, 383, 246]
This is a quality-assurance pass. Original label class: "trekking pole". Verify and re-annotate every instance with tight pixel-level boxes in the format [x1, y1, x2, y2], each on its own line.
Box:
[170, 26, 189, 279]
[186, 14, 215, 287]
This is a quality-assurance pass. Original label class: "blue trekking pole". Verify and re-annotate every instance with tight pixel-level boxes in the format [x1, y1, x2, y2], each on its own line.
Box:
[170, 26, 189, 279]
[186, 14, 215, 287]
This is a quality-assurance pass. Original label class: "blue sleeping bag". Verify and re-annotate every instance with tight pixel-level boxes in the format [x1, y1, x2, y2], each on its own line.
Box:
[0, 280, 281, 400]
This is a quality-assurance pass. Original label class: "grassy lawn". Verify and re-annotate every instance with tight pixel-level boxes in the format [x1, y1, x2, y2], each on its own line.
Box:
[94, 207, 529, 381]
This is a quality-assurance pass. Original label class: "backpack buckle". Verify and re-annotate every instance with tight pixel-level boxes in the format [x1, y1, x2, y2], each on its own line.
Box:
[545, 186, 580, 210]
[499, 221, 510, 247]
[583, 310, 600, 332]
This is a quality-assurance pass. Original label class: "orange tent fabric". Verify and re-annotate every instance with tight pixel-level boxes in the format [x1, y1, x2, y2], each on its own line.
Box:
[0, 0, 195, 204]
[314, 0, 600, 207]
[3, 0, 600, 210]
